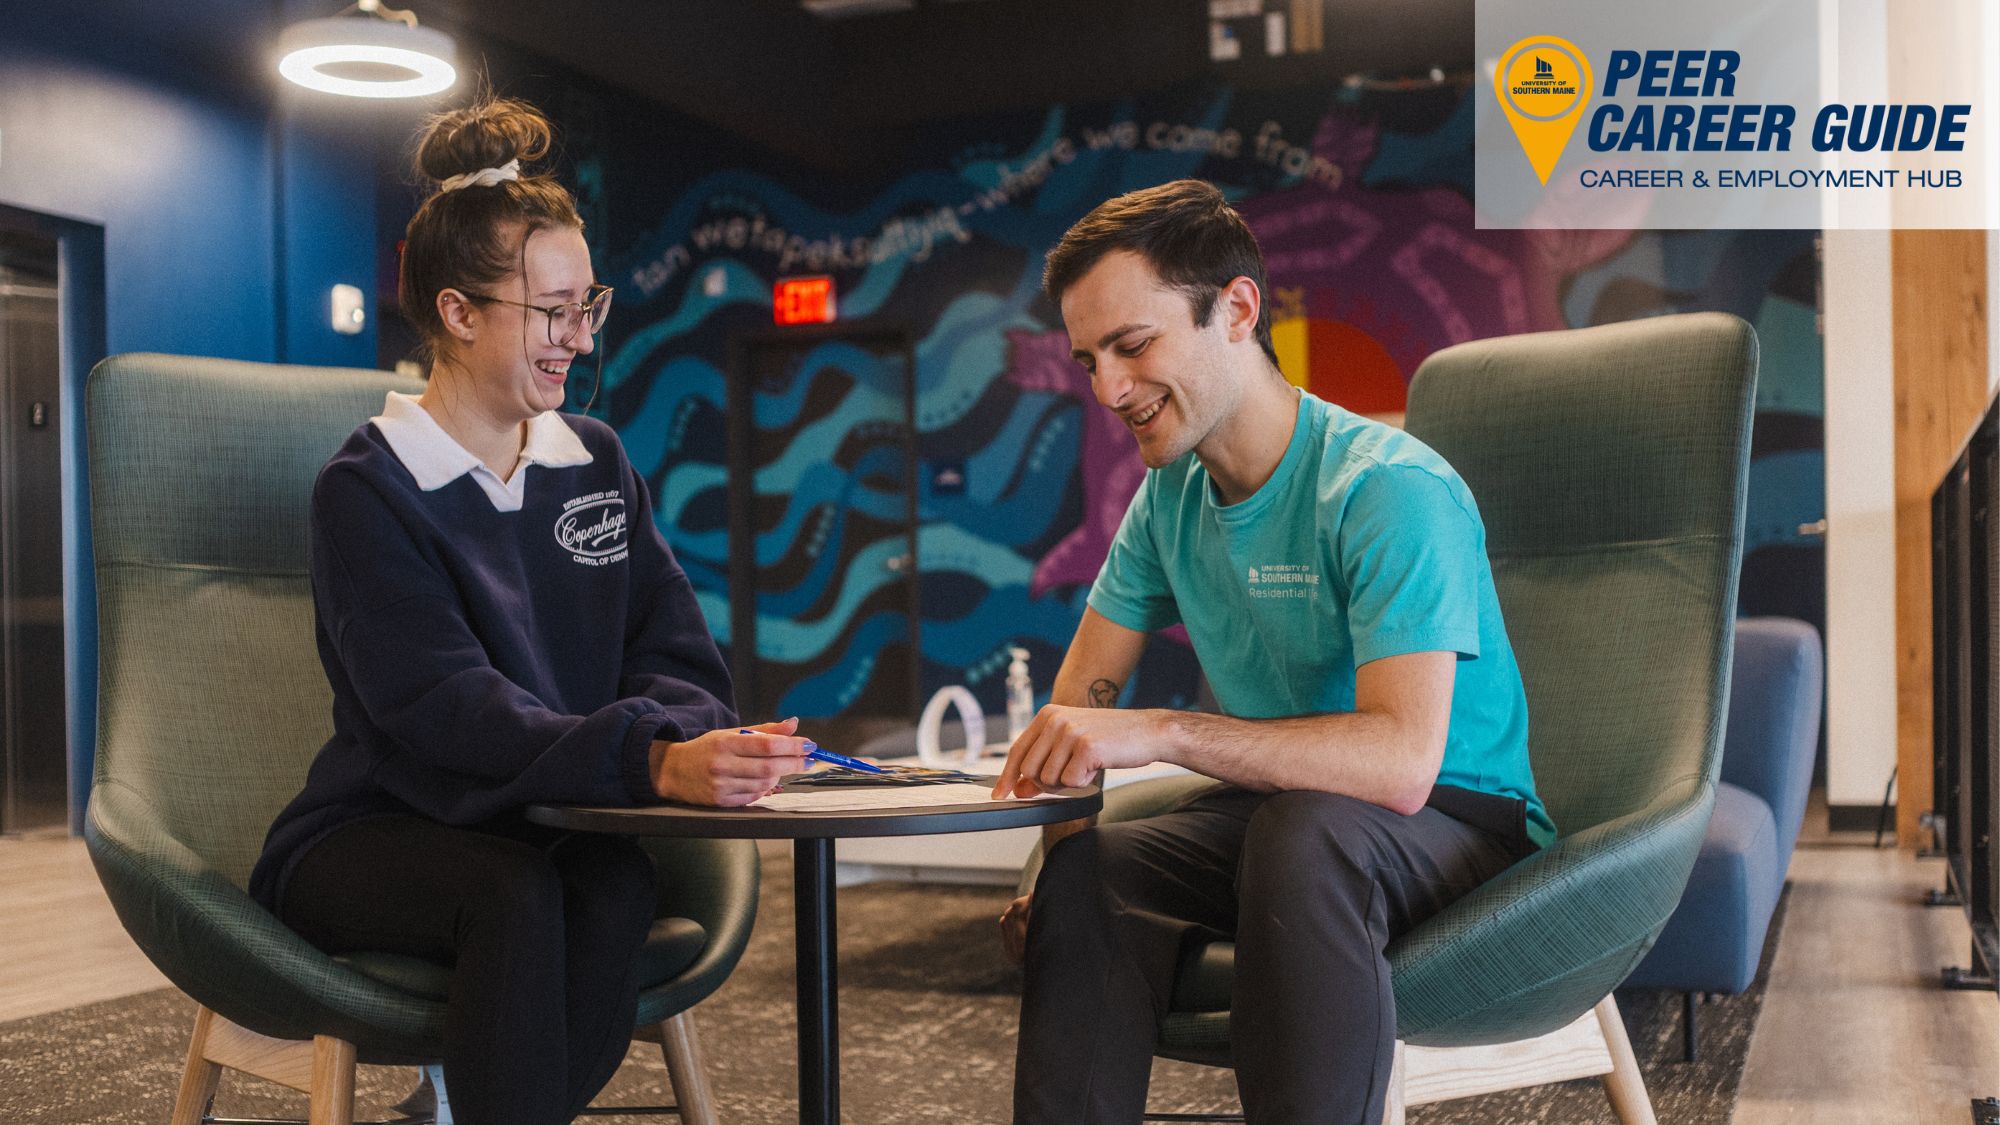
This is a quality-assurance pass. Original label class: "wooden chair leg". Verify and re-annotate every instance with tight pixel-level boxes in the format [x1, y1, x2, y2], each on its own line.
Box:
[166, 1001, 360, 1125]
[307, 1035, 358, 1125]
[1381, 1040, 1407, 1125]
[1594, 995, 1658, 1125]
[170, 1006, 224, 1125]
[656, 1010, 719, 1125]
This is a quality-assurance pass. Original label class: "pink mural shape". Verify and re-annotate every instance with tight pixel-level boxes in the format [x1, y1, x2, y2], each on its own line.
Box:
[1236, 110, 1635, 376]
[1005, 327, 1146, 599]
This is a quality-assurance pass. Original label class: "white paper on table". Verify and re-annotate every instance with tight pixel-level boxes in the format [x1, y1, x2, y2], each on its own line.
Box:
[749, 781, 1082, 813]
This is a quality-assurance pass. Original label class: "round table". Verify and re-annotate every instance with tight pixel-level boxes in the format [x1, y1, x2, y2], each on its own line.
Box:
[529, 789, 1101, 1125]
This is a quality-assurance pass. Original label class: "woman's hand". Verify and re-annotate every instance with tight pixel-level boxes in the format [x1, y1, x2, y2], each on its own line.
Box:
[651, 717, 810, 806]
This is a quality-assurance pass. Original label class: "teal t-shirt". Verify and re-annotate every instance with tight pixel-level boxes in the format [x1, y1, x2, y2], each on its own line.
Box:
[1088, 391, 1555, 848]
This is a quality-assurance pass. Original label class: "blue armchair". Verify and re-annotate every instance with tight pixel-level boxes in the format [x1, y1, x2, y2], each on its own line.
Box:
[1622, 615, 1824, 1060]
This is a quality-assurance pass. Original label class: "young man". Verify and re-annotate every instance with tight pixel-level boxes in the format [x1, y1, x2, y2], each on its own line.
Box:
[992, 180, 1555, 1125]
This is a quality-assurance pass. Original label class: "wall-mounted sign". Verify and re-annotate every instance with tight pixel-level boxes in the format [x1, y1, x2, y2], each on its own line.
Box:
[1208, 0, 1321, 61]
[774, 275, 836, 325]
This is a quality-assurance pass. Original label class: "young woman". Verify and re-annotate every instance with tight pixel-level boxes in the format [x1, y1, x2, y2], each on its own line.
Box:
[248, 97, 806, 1124]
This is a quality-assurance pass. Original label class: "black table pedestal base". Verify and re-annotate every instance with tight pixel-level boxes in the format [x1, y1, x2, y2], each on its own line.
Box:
[526, 789, 1100, 1125]
[795, 837, 838, 1124]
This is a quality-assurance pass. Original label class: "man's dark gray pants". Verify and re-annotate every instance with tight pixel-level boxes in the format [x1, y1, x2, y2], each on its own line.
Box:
[1013, 784, 1532, 1125]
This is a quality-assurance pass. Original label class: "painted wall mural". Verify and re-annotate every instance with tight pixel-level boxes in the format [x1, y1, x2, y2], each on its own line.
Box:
[580, 81, 1823, 722]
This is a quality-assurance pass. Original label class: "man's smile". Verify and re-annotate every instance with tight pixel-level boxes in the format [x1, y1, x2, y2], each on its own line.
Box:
[1127, 394, 1169, 431]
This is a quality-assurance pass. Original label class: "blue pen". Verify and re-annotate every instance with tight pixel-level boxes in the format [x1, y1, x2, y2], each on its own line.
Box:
[740, 729, 886, 774]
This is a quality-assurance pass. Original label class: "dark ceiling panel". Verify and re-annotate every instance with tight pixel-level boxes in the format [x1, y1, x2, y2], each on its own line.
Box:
[63, 0, 1475, 173]
[435, 0, 854, 168]
[444, 0, 1473, 172]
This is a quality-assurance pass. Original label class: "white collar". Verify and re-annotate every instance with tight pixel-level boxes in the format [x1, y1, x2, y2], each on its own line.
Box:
[371, 391, 593, 496]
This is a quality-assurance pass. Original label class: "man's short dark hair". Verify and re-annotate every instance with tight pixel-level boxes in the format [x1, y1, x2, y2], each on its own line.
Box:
[1043, 179, 1279, 369]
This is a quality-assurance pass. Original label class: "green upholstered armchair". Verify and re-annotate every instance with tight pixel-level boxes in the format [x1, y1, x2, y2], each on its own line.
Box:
[83, 353, 758, 1125]
[1021, 312, 1758, 1123]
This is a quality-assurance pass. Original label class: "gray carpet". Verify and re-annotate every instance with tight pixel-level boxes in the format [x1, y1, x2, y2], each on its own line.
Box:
[0, 859, 1783, 1124]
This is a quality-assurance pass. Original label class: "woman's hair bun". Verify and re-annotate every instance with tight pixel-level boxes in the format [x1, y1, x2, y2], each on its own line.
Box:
[414, 97, 554, 186]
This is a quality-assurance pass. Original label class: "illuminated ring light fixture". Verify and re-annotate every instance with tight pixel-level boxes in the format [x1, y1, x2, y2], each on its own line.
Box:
[279, 2, 456, 99]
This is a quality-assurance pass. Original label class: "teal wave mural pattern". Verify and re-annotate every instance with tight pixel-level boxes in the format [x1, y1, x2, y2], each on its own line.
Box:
[586, 83, 1823, 720]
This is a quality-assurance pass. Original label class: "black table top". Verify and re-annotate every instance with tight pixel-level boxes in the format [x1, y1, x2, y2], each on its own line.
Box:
[527, 784, 1101, 840]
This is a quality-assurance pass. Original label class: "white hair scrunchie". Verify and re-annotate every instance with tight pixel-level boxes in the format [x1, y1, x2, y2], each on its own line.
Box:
[437, 158, 521, 194]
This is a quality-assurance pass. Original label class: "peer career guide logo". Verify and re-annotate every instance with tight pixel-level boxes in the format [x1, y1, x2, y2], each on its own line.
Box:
[555, 491, 630, 566]
[1476, 0, 1994, 231]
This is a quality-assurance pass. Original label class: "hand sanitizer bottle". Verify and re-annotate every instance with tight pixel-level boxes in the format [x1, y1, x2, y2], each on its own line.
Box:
[1006, 646, 1036, 743]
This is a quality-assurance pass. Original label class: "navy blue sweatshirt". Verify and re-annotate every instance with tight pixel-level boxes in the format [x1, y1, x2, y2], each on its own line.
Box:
[249, 413, 735, 912]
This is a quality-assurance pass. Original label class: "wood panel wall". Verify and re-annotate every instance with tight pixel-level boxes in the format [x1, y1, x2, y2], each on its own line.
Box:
[1892, 230, 1990, 846]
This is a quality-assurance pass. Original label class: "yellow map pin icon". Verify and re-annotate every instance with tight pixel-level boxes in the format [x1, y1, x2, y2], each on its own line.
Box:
[1494, 36, 1593, 185]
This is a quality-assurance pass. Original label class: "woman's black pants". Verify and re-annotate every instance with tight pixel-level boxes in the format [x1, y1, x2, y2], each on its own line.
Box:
[280, 814, 657, 1125]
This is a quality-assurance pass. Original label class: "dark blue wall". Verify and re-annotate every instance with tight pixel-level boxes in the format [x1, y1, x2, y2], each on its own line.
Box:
[0, 38, 279, 361]
[0, 7, 392, 827]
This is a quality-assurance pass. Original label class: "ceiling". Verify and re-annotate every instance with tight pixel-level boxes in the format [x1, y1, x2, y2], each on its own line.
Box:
[53, 0, 1474, 174]
[433, 0, 1474, 172]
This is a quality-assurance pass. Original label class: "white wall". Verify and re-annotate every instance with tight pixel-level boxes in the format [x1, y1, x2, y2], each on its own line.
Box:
[1821, 228, 1898, 809]
[1818, 0, 1898, 810]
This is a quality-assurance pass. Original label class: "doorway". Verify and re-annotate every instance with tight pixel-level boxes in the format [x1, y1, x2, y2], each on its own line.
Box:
[0, 229, 66, 832]
[728, 328, 919, 751]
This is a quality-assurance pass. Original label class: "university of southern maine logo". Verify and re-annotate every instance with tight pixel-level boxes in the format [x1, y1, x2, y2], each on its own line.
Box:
[1494, 34, 1595, 185]
[556, 491, 630, 566]
[1245, 561, 1320, 601]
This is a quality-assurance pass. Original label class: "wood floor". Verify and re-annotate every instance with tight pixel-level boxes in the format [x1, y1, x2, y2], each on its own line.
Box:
[0, 826, 167, 1023]
[2, 814, 1994, 1121]
[1734, 837, 1998, 1123]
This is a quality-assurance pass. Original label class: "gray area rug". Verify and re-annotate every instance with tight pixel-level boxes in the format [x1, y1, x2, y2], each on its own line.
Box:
[0, 857, 1782, 1124]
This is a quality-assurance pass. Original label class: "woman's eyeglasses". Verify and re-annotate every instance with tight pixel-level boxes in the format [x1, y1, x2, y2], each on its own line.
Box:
[458, 284, 614, 348]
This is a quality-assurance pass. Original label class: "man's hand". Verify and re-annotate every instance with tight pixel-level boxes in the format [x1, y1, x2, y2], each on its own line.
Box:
[991, 705, 1161, 798]
[651, 717, 810, 806]
[999, 893, 1032, 964]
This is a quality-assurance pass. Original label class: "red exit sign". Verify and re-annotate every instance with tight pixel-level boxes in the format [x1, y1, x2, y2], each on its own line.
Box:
[773, 276, 836, 325]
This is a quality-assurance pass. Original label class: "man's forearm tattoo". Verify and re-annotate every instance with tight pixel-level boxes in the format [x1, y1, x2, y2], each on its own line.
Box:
[1088, 678, 1122, 708]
